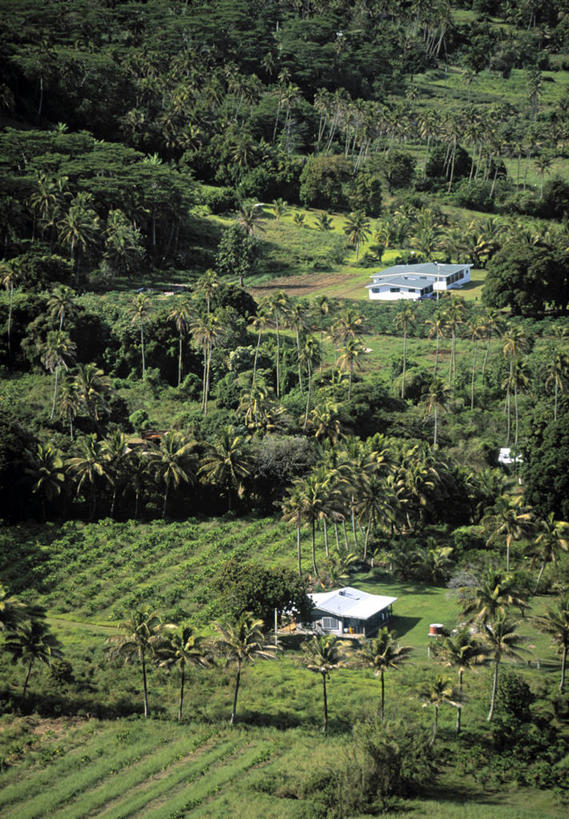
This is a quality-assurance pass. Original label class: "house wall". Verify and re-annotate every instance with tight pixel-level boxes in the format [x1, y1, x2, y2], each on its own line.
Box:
[368, 287, 422, 301]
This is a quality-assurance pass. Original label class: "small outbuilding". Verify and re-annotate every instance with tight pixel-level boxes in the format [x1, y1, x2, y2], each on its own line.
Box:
[309, 586, 397, 637]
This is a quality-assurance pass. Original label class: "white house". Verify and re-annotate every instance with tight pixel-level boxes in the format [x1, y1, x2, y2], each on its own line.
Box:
[367, 263, 471, 301]
[309, 586, 397, 637]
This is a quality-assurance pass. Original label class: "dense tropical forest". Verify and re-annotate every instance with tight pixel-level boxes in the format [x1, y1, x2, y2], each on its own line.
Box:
[2, 0, 569, 815]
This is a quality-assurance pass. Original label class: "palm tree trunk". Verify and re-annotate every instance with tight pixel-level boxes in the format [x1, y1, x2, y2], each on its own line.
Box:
[402, 330, 407, 399]
[163, 483, 169, 519]
[342, 519, 350, 552]
[506, 536, 511, 573]
[275, 319, 281, 398]
[140, 322, 146, 378]
[456, 670, 463, 735]
[380, 669, 385, 721]
[303, 363, 312, 431]
[252, 331, 262, 387]
[488, 659, 500, 721]
[142, 651, 149, 717]
[7, 283, 13, 356]
[178, 666, 185, 721]
[50, 365, 60, 420]
[535, 561, 546, 593]
[433, 405, 438, 447]
[23, 658, 34, 699]
[311, 519, 318, 576]
[178, 333, 183, 386]
[432, 703, 439, 743]
[297, 522, 302, 577]
[230, 663, 241, 725]
[560, 644, 567, 692]
[471, 341, 478, 410]
[434, 332, 440, 377]
[323, 518, 329, 558]
[322, 672, 328, 733]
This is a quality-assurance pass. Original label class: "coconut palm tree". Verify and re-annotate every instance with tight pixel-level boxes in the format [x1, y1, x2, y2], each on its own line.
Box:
[395, 303, 416, 399]
[420, 675, 461, 743]
[288, 300, 310, 393]
[237, 201, 265, 237]
[343, 211, 371, 261]
[300, 635, 350, 733]
[195, 269, 219, 315]
[24, 443, 65, 521]
[271, 198, 288, 220]
[57, 192, 100, 283]
[527, 514, 569, 592]
[282, 483, 305, 577]
[425, 309, 446, 378]
[148, 431, 197, 519]
[422, 378, 449, 447]
[432, 628, 488, 734]
[544, 350, 569, 421]
[460, 567, 529, 625]
[485, 495, 534, 573]
[213, 613, 277, 725]
[47, 285, 76, 332]
[74, 363, 113, 424]
[483, 617, 529, 721]
[101, 430, 131, 518]
[198, 426, 252, 512]
[156, 623, 211, 721]
[190, 312, 224, 415]
[248, 306, 270, 388]
[1, 259, 22, 356]
[0, 584, 27, 632]
[66, 434, 108, 520]
[315, 212, 334, 231]
[356, 628, 412, 721]
[106, 609, 163, 718]
[5, 619, 63, 699]
[533, 595, 569, 692]
[300, 334, 321, 429]
[40, 330, 76, 420]
[266, 290, 291, 398]
[501, 326, 529, 447]
[128, 293, 152, 378]
[168, 297, 193, 386]
[442, 297, 465, 394]
[337, 337, 366, 400]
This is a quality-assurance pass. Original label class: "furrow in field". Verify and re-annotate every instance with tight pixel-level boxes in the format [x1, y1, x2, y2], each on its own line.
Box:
[95, 739, 243, 819]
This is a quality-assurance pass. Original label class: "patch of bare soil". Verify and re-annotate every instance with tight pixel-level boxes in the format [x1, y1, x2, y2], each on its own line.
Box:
[250, 273, 349, 297]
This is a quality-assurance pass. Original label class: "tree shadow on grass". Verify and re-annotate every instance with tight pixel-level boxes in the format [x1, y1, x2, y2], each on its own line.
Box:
[353, 571, 441, 596]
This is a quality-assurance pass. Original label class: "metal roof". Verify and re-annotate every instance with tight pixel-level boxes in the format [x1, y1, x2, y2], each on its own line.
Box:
[366, 274, 433, 290]
[370, 263, 468, 279]
[310, 586, 397, 620]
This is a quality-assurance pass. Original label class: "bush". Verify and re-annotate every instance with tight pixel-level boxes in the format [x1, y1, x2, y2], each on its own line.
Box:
[201, 186, 239, 215]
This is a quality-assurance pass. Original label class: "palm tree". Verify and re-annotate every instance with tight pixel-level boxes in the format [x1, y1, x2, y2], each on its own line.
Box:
[198, 426, 252, 512]
[423, 378, 449, 447]
[128, 293, 152, 378]
[66, 434, 108, 520]
[213, 613, 277, 725]
[395, 303, 416, 399]
[47, 285, 76, 332]
[544, 350, 569, 421]
[288, 300, 310, 393]
[271, 198, 288, 220]
[237, 201, 265, 237]
[282, 483, 305, 577]
[420, 675, 461, 744]
[157, 623, 211, 721]
[533, 595, 569, 692]
[41, 330, 77, 421]
[289, 469, 340, 576]
[356, 628, 412, 721]
[501, 326, 529, 447]
[460, 567, 528, 625]
[101, 430, 131, 518]
[432, 628, 488, 734]
[425, 309, 446, 378]
[299, 334, 320, 429]
[442, 298, 465, 394]
[57, 192, 99, 283]
[1, 258, 22, 356]
[5, 618, 63, 699]
[195, 269, 219, 315]
[343, 211, 371, 261]
[148, 431, 197, 519]
[266, 290, 290, 398]
[190, 312, 223, 415]
[527, 514, 569, 592]
[168, 297, 193, 386]
[248, 307, 270, 388]
[293, 212, 306, 227]
[483, 617, 529, 721]
[74, 363, 112, 424]
[0, 584, 27, 632]
[300, 635, 350, 733]
[485, 495, 534, 573]
[24, 443, 65, 520]
[337, 337, 366, 400]
[106, 609, 163, 718]
[58, 374, 81, 439]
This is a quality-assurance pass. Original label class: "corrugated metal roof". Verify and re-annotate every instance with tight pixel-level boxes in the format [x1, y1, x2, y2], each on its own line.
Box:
[370, 263, 468, 278]
[310, 587, 397, 620]
[366, 274, 433, 289]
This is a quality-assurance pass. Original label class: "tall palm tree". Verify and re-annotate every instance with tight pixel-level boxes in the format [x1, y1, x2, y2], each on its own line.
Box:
[41, 330, 77, 420]
[288, 300, 310, 393]
[485, 495, 534, 572]
[343, 211, 371, 261]
[300, 635, 350, 733]
[148, 431, 197, 519]
[289, 469, 340, 576]
[433, 628, 488, 734]
[460, 567, 528, 625]
[483, 617, 528, 721]
[157, 623, 211, 721]
[420, 675, 461, 744]
[195, 269, 219, 315]
[356, 628, 412, 721]
[190, 312, 223, 415]
[442, 298, 465, 394]
[266, 290, 290, 398]
[101, 430, 131, 518]
[533, 595, 569, 692]
[106, 609, 163, 718]
[168, 297, 193, 386]
[248, 306, 270, 388]
[0, 584, 27, 633]
[66, 434, 108, 520]
[395, 303, 416, 399]
[128, 293, 152, 378]
[57, 192, 99, 283]
[47, 285, 76, 332]
[337, 337, 366, 400]
[237, 201, 265, 237]
[24, 443, 65, 520]
[213, 613, 277, 726]
[423, 378, 449, 447]
[1, 259, 22, 356]
[501, 326, 529, 447]
[5, 618, 63, 699]
[544, 350, 569, 421]
[425, 309, 446, 379]
[198, 426, 252, 512]
[74, 363, 113, 424]
[527, 514, 569, 592]
[299, 334, 321, 430]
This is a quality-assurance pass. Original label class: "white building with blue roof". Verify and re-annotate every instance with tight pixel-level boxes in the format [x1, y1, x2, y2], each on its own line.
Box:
[367, 262, 471, 301]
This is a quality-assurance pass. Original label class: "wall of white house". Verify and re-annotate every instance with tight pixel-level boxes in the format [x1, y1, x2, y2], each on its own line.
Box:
[368, 287, 423, 301]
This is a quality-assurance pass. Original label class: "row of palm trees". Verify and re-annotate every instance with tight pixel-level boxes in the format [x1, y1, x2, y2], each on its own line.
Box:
[4, 584, 568, 738]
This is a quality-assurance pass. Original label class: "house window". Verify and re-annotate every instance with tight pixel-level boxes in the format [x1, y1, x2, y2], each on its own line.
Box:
[371, 287, 380, 293]
[322, 617, 340, 630]
[390, 287, 400, 292]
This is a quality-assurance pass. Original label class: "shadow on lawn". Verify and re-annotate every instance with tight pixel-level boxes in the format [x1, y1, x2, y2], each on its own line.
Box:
[390, 615, 422, 639]
[354, 571, 441, 596]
